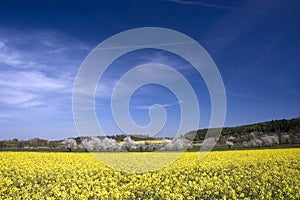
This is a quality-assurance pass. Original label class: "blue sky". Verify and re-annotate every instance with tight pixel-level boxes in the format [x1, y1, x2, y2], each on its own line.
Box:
[0, 0, 299, 140]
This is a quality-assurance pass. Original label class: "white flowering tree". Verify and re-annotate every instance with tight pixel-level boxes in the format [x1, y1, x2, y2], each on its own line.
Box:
[171, 138, 185, 150]
[90, 137, 103, 151]
[108, 139, 122, 151]
[159, 139, 170, 151]
[261, 135, 279, 146]
[122, 136, 135, 151]
[136, 142, 147, 152]
[102, 137, 121, 151]
[225, 140, 234, 149]
[160, 138, 186, 151]
[61, 138, 77, 152]
[80, 139, 90, 151]
[80, 137, 121, 151]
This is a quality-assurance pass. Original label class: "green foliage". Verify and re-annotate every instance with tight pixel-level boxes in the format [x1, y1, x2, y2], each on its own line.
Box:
[186, 118, 300, 142]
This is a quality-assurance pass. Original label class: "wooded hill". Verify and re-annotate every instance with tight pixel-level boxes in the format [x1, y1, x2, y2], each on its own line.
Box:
[185, 117, 300, 144]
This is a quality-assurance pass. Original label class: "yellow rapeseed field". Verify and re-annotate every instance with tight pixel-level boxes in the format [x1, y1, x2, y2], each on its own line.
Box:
[0, 149, 299, 199]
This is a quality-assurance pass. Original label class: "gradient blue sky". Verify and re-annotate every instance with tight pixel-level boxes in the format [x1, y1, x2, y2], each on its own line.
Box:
[0, 0, 299, 140]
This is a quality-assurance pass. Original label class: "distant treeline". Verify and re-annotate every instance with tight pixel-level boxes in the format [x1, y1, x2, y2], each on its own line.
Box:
[0, 134, 163, 150]
[185, 118, 300, 142]
[1, 118, 299, 150]
[0, 138, 60, 150]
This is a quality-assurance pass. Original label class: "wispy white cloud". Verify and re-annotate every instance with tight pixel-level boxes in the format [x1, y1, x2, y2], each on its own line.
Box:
[97, 41, 194, 50]
[0, 70, 67, 90]
[0, 112, 13, 119]
[0, 89, 38, 105]
[0, 41, 6, 49]
[137, 51, 192, 72]
[0, 28, 90, 70]
[0, 112, 14, 123]
[0, 41, 24, 67]
[0, 28, 89, 111]
[132, 101, 182, 110]
[165, 0, 264, 13]
[0, 70, 68, 107]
